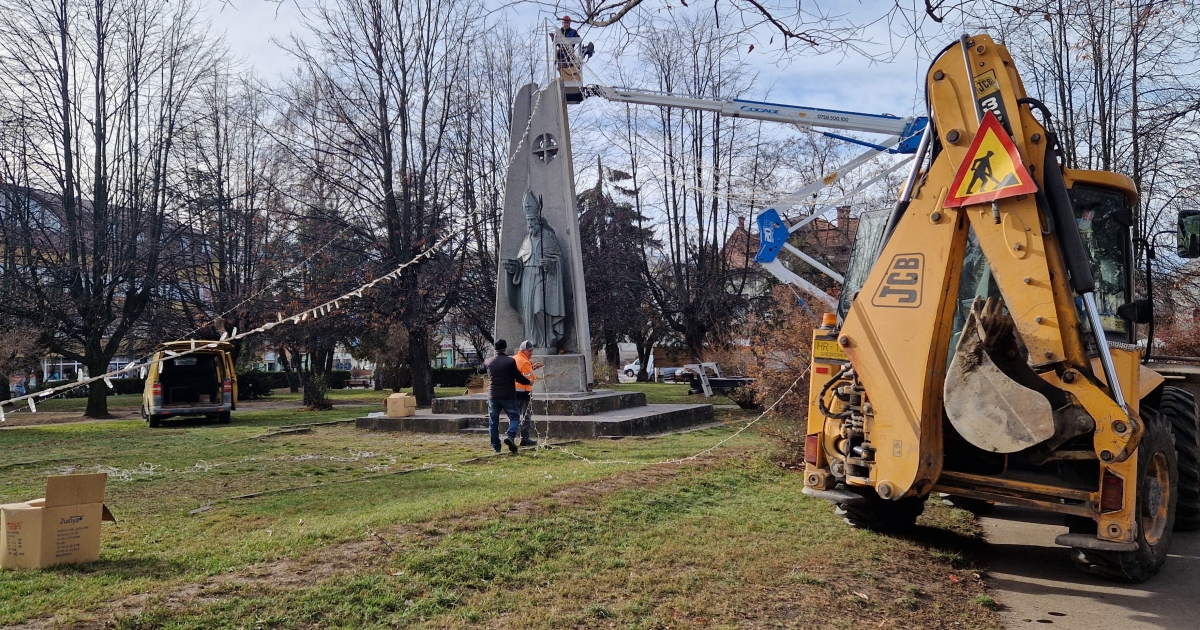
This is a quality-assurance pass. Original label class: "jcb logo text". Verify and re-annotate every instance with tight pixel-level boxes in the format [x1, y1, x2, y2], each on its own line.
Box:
[872, 254, 924, 308]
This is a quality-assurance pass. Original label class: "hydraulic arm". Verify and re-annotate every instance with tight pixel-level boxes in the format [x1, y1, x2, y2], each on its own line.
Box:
[804, 34, 1196, 583]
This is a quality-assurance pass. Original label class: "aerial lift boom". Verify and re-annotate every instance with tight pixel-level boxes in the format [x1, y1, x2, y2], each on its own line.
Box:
[576, 82, 928, 307]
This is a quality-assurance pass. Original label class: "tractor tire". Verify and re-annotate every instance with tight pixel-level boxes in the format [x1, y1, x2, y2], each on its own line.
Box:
[835, 486, 925, 531]
[218, 411, 231, 424]
[148, 414, 162, 428]
[1162, 387, 1200, 531]
[940, 494, 994, 515]
[1070, 413, 1177, 583]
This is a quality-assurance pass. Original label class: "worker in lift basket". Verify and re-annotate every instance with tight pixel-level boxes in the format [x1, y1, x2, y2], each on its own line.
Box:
[554, 16, 581, 75]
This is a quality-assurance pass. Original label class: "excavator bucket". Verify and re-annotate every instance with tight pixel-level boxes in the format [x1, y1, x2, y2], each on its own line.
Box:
[943, 298, 1055, 453]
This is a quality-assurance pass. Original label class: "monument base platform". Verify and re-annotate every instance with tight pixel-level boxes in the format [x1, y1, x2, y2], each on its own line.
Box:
[356, 403, 715, 439]
[431, 389, 645, 416]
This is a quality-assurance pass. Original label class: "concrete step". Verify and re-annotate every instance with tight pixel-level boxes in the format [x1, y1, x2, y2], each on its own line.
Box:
[358, 403, 715, 439]
[431, 389, 647, 416]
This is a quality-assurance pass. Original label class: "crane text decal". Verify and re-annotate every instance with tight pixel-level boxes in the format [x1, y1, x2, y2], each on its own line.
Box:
[872, 254, 925, 308]
[973, 69, 1011, 133]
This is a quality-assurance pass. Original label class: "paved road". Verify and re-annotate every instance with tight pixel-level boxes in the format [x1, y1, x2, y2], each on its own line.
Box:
[980, 505, 1200, 629]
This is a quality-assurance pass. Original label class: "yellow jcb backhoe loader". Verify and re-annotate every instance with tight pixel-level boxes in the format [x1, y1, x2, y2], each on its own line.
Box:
[802, 34, 1200, 582]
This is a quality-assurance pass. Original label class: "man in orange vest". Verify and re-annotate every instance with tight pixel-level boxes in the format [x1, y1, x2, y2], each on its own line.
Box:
[514, 340, 544, 446]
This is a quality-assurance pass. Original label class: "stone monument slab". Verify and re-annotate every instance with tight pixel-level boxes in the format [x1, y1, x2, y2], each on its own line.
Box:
[495, 80, 592, 389]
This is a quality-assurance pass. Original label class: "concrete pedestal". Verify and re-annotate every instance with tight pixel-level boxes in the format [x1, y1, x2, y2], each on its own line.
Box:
[432, 389, 644, 416]
[363, 388, 716, 439]
[356, 403, 716, 439]
[535, 353, 588, 394]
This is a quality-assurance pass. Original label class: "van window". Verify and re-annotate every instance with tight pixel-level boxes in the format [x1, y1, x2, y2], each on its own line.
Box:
[160, 354, 220, 405]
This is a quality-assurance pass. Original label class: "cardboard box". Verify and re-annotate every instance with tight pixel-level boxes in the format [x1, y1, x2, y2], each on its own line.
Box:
[1, 473, 115, 570]
[386, 393, 417, 418]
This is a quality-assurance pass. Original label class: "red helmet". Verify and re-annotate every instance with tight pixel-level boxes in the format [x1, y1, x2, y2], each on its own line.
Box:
[561, 15, 572, 22]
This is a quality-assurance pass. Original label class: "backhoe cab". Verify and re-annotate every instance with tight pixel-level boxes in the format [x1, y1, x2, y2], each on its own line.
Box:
[804, 34, 1200, 582]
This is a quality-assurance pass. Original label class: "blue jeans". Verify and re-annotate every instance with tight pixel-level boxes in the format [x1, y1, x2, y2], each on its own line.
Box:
[488, 398, 522, 451]
[514, 391, 532, 439]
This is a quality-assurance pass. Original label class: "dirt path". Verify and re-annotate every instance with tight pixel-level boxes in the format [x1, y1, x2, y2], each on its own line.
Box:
[980, 505, 1200, 629]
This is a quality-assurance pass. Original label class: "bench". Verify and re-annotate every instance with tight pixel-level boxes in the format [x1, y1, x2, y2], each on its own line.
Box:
[345, 377, 373, 389]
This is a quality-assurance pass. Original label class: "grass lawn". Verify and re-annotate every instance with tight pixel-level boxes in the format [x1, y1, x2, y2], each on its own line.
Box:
[22, 388, 468, 415]
[611, 381, 739, 406]
[1, 404, 999, 629]
[19, 383, 726, 417]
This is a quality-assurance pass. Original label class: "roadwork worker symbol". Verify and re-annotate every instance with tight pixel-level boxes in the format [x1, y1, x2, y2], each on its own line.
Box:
[945, 111, 1037, 207]
[966, 151, 999, 193]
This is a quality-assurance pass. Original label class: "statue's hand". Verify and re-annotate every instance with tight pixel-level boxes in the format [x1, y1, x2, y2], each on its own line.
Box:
[540, 258, 556, 272]
[502, 259, 521, 274]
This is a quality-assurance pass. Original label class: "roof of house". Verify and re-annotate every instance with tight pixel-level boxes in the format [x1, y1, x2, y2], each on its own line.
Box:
[722, 208, 860, 269]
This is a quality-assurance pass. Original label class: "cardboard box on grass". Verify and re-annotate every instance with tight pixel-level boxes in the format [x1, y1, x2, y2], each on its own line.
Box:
[1, 473, 115, 570]
[386, 393, 418, 417]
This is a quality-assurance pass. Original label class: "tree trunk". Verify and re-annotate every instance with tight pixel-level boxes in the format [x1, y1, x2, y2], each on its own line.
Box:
[603, 327, 620, 382]
[302, 347, 332, 411]
[685, 322, 707, 362]
[278, 347, 300, 393]
[636, 341, 655, 382]
[408, 325, 434, 405]
[83, 358, 110, 418]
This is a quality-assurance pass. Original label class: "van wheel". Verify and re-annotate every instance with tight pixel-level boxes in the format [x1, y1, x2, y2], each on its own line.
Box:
[624, 369, 635, 377]
[835, 486, 925, 531]
[218, 411, 231, 424]
[148, 414, 161, 428]
[1162, 387, 1200, 531]
[1070, 413, 1176, 583]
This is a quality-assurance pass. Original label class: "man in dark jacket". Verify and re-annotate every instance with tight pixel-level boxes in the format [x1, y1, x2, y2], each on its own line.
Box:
[478, 339, 530, 453]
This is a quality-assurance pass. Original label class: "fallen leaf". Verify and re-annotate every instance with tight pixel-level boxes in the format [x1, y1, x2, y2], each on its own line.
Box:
[853, 591, 870, 600]
[948, 574, 961, 584]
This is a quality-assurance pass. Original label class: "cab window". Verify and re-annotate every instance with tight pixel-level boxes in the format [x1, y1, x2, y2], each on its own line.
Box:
[1069, 185, 1131, 335]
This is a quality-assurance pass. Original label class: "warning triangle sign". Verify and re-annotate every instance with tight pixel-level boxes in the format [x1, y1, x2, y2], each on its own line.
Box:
[944, 111, 1037, 208]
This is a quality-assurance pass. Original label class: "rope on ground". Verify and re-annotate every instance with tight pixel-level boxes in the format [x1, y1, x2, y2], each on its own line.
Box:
[0, 456, 73, 471]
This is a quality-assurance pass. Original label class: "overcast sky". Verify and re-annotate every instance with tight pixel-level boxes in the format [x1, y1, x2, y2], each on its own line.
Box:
[203, 0, 956, 120]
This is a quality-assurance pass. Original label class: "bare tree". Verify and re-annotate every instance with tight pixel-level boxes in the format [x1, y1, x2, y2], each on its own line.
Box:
[613, 10, 766, 359]
[275, 0, 477, 405]
[519, 0, 889, 58]
[445, 22, 540, 356]
[0, 0, 221, 416]
[173, 70, 287, 364]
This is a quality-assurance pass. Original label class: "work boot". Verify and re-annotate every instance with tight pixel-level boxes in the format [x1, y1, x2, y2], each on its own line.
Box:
[503, 436, 518, 453]
[519, 438, 538, 447]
